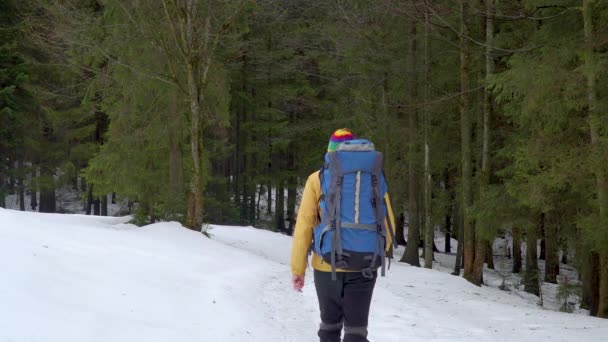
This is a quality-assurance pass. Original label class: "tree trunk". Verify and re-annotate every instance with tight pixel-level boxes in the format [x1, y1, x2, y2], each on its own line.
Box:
[422, 5, 433, 270]
[539, 239, 546, 260]
[395, 212, 406, 245]
[486, 240, 494, 270]
[445, 211, 452, 253]
[286, 177, 297, 235]
[472, 233, 485, 285]
[583, 0, 608, 318]
[18, 161, 25, 211]
[256, 185, 263, 223]
[581, 250, 592, 310]
[39, 166, 55, 213]
[101, 194, 108, 216]
[276, 182, 285, 232]
[86, 184, 93, 215]
[460, 0, 476, 285]
[94, 197, 100, 216]
[267, 180, 272, 215]
[590, 252, 601, 316]
[30, 168, 38, 211]
[544, 219, 559, 284]
[401, 18, 420, 267]
[185, 60, 204, 230]
[468, 0, 496, 286]
[599, 255, 608, 317]
[524, 216, 541, 296]
[168, 87, 183, 217]
[249, 183, 256, 226]
[452, 202, 464, 275]
[513, 226, 522, 273]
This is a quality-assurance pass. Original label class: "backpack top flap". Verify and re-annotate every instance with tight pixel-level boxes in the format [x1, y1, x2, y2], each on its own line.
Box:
[328, 139, 377, 174]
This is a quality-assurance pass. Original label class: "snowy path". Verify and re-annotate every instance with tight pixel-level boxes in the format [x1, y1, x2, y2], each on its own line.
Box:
[211, 226, 608, 342]
[0, 209, 607, 342]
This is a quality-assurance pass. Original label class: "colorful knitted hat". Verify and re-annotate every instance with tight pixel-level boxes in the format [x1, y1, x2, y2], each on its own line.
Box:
[327, 128, 355, 152]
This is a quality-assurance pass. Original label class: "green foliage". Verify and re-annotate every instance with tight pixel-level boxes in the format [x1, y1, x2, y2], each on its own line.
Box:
[557, 276, 582, 313]
[2, 2, 608, 314]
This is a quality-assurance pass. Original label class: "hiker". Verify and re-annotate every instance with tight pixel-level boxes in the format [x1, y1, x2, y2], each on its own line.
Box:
[290, 128, 396, 342]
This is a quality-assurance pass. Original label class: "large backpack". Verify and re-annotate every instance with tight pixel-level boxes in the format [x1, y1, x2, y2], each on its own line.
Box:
[313, 139, 397, 280]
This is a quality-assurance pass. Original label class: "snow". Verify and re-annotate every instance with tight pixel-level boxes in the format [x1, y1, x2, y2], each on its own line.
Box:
[1, 208, 607, 342]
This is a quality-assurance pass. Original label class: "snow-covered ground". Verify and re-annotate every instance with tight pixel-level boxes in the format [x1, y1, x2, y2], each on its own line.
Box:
[1, 208, 607, 341]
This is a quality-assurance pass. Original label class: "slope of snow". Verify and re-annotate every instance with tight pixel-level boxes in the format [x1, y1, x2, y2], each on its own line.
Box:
[1, 208, 606, 342]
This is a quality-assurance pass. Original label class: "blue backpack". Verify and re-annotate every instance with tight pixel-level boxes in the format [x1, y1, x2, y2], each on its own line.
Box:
[313, 139, 397, 280]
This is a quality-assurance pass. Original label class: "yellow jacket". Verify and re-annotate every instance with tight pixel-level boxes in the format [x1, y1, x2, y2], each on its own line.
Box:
[290, 170, 396, 276]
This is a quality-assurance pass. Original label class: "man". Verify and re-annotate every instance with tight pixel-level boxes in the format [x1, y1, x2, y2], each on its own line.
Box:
[290, 128, 396, 342]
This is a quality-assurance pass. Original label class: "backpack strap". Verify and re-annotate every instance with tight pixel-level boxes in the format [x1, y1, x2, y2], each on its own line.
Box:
[370, 152, 387, 277]
[325, 152, 345, 280]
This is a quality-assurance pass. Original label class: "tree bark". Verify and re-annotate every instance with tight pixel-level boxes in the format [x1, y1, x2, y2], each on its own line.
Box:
[460, 0, 476, 285]
[445, 210, 452, 253]
[30, 168, 38, 211]
[39, 166, 56, 213]
[93, 197, 100, 216]
[581, 251, 592, 310]
[168, 87, 183, 217]
[524, 215, 541, 296]
[544, 218, 559, 284]
[287, 176, 297, 235]
[423, 4, 433, 270]
[485, 240, 494, 270]
[401, 18, 420, 267]
[101, 194, 108, 216]
[395, 212, 406, 245]
[185, 59, 204, 230]
[256, 185, 263, 223]
[86, 184, 93, 215]
[583, 0, 608, 318]
[18, 161, 25, 211]
[599, 255, 608, 317]
[453, 202, 464, 275]
[539, 239, 546, 260]
[267, 180, 272, 215]
[561, 240, 568, 264]
[513, 226, 522, 273]
[590, 252, 601, 316]
[472, 233, 485, 285]
[276, 182, 285, 232]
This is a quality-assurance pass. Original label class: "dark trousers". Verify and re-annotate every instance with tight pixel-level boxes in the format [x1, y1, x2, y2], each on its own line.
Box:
[314, 270, 377, 342]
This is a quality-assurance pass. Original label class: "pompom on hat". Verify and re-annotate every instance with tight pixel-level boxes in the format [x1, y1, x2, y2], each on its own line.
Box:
[327, 128, 355, 152]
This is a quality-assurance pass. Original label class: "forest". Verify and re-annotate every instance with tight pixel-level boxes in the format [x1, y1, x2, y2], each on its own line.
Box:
[1, 0, 608, 318]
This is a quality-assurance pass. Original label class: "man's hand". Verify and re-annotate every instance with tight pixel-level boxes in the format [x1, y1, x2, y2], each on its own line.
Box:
[292, 274, 305, 292]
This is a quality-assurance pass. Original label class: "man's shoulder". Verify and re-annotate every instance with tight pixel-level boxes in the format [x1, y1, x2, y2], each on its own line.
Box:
[305, 170, 321, 189]
[308, 170, 320, 179]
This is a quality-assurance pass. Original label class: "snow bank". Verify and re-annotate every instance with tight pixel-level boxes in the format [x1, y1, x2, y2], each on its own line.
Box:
[1, 208, 606, 341]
